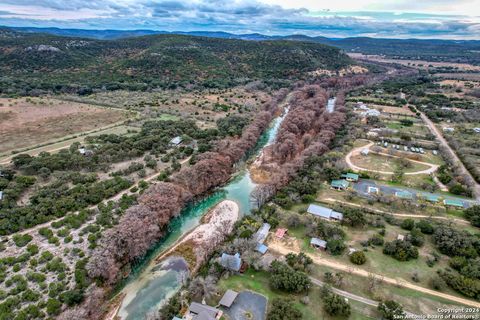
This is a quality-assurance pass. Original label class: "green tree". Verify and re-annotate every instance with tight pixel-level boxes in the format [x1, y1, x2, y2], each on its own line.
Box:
[464, 206, 480, 228]
[378, 300, 405, 320]
[267, 298, 303, 320]
[350, 251, 367, 265]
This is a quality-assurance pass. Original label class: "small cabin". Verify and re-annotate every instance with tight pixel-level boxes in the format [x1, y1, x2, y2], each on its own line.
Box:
[310, 237, 327, 250]
[331, 179, 349, 191]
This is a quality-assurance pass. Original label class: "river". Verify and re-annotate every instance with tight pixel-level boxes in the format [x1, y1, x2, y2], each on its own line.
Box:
[116, 107, 290, 320]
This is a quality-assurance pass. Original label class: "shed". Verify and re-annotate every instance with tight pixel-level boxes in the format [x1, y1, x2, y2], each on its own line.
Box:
[275, 228, 288, 239]
[310, 237, 327, 250]
[254, 223, 271, 244]
[307, 204, 343, 221]
[169, 136, 183, 146]
[348, 248, 358, 255]
[255, 243, 268, 255]
[361, 148, 369, 156]
[397, 234, 405, 241]
[220, 253, 242, 272]
[444, 199, 464, 208]
[0, 191, 3, 201]
[395, 190, 413, 200]
[474, 128, 480, 133]
[342, 173, 359, 182]
[331, 179, 349, 190]
[219, 290, 238, 308]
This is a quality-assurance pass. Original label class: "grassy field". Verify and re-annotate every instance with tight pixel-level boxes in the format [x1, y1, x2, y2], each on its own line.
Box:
[0, 124, 138, 163]
[351, 153, 432, 173]
[217, 269, 377, 319]
[0, 97, 130, 154]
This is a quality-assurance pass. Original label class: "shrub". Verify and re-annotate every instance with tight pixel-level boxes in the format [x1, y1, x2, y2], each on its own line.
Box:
[416, 220, 434, 234]
[350, 251, 367, 265]
[378, 300, 405, 320]
[270, 261, 311, 293]
[464, 206, 480, 228]
[400, 219, 415, 231]
[12, 234, 33, 247]
[267, 298, 303, 320]
[383, 240, 419, 261]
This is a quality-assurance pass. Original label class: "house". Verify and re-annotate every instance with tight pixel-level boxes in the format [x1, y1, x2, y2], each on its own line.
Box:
[395, 190, 413, 200]
[220, 253, 242, 272]
[254, 223, 270, 244]
[186, 302, 222, 320]
[474, 128, 480, 133]
[397, 92, 406, 100]
[78, 147, 94, 156]
[342, 173, 359, 182]
[443, 127, 455, 133]
[275, 228, 288, 239]
[422, 194, 440, 203]
[310, 237, 327, 250]
[219, 290, 238, 308]
[169, 136, 183, 147]
[255, 243, 268, 255]
[444, 199, 464, 208]
[307, 204, 343, 221]
[362, 109, 381, 117]
[361, 148, 369, 156]
[331, 179, 349, 191]
[0, 191, 3, 201]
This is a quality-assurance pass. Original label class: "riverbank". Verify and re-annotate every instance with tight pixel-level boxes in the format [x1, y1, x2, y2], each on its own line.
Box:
[155, 200, 240, 271]
[109, 200, 240, 320]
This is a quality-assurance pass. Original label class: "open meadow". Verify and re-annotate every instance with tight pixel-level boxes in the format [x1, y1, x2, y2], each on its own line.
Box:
[0, 97, 129, 154]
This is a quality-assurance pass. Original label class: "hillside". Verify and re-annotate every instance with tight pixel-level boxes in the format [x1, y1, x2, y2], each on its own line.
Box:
[4, 26, 480, 65]
[0, 29, 353, 95]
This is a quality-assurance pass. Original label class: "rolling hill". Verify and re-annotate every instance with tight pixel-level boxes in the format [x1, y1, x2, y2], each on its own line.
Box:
[4, 26, 480, 65]
[0, 29, 353, 95]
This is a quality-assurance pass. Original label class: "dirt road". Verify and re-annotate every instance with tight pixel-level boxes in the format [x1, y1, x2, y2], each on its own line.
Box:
[321, 198, 470, 225]
[268, 241, 480, 308]
[420, 113, 480, 201]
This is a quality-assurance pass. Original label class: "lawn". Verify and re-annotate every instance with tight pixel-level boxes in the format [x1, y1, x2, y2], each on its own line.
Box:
[217, 269, 377, 319]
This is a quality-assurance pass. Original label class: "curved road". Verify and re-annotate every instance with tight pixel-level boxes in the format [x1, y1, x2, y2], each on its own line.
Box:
[345, 141, 439, 175]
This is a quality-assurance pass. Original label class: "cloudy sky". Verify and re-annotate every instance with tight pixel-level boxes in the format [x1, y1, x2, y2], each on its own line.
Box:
[0, 0, 479, 39]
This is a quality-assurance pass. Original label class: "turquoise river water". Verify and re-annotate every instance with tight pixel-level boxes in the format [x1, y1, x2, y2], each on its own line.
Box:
[117, 108, 289, 320]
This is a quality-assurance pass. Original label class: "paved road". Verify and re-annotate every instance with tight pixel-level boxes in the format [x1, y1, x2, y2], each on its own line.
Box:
[420, 112, 480, 201]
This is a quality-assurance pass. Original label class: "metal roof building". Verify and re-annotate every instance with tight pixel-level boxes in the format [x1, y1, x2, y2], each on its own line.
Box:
[310, 237, 327, 249]
[254, 223, 270, 244]
[219, 290, 238, 308]
[307, 204, 343, 221]
[444, 199, 465, 208]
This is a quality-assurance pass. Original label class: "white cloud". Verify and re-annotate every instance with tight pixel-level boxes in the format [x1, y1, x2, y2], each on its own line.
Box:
[0, 0, 479, 39]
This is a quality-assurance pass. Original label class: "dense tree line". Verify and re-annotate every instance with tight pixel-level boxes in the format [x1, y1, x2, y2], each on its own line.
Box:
[86, 90, 287, 286]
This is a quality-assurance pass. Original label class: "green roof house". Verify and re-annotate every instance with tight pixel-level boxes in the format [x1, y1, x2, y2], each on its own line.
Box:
[422, 194, 440, 203]
[331, 179, 350, 190]
[342, 173, 359, 182]
[443, 199, 464, 208]
[395, 190, 413, 200]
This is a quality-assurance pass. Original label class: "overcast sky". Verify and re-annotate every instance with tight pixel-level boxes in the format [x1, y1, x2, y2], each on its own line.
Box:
[0, 0, 479, 39]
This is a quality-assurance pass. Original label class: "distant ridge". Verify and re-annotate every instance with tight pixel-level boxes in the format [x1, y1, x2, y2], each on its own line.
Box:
[3, 26, 480, 65]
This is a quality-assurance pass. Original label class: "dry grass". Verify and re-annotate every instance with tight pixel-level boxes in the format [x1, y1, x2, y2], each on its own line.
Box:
[0, 97, 128, 154]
